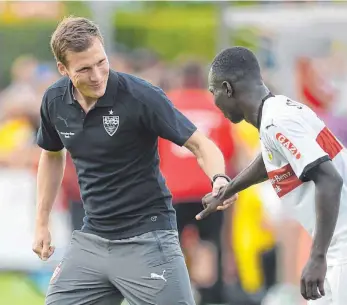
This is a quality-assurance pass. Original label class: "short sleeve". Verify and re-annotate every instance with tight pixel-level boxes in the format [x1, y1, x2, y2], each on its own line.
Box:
[36, 93, 64, 151]
[139, 86, 197, 146]
[267, 117, 330, 181]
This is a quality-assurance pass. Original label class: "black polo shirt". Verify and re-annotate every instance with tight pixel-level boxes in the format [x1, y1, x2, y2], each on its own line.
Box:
[37, 70, 197, 240]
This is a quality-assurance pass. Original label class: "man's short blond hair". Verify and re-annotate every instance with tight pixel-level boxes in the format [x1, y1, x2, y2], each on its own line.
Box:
[50, 16, 104, 66]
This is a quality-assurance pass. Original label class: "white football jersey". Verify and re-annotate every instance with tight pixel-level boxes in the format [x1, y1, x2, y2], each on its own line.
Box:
[260, 95, 347, 266]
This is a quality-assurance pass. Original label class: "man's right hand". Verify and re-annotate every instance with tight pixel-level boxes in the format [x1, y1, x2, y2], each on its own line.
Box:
[196, 190, 238, 220]
[32, 226, 55, 261]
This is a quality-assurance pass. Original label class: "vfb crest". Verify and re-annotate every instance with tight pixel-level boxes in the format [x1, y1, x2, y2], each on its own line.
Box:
[103, 115, 119, 136]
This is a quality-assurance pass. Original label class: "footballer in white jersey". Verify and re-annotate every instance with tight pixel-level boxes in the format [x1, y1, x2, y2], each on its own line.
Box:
[260, 95, 347, 266]
[200, 46, 346, 304]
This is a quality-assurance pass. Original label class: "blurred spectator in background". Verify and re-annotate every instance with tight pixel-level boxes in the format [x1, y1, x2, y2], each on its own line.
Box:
[227, 121, 278, 305]
[324, 41, 347, 117]
[0, 55, 42, 168]
[109, 53, 134, 75]
[134, 49, 180, 92]
[0, 55, 38, 101]
[159, 60, 236, 305]
[295, 56, 336, 113]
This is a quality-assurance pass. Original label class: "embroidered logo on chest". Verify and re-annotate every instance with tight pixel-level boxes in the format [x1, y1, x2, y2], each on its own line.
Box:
[103, 110, 119, 136]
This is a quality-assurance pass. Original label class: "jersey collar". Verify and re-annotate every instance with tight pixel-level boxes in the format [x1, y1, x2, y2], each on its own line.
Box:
[256, 92, 274, 130]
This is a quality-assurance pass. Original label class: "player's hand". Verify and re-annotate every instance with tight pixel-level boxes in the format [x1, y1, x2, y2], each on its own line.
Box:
[32, 225, 55, 261]
[196, 189, 238, 220]
[300, 255, 327, 300]
[212, 176, 230, 197]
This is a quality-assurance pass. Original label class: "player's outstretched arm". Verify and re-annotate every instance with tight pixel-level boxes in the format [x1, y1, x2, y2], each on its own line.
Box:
[183, 130, 227, 181]
[183, 130, 234, 197]
[300, 160, 342, 300]
[196, 153, 268, 220]
[33, 149, 66, 261]
[219, 153, 268, 201]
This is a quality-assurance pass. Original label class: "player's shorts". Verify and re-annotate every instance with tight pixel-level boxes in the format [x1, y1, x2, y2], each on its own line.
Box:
[308, 263, 347, 305]
[46, 230, 195, 305]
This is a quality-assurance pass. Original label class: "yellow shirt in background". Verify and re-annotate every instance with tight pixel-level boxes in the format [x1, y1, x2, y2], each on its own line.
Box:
[0, 118, 33, 156]
[231, 121, 275, 293]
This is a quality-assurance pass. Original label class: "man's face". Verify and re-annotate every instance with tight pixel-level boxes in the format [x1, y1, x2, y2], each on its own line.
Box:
[58, 37, 109, 100]
[208, 69, 244, 123]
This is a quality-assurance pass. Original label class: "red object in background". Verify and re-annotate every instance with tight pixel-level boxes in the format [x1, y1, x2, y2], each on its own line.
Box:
[296, 57, 336, 112]
[159, 89, 235, 203]
[302, 85, 323, 109]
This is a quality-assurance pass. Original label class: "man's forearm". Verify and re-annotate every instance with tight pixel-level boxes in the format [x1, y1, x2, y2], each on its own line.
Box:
[220, 153, 268, 200]
[311, 177, 342, 258]
[36, 150, 66, 226]
[184, 131, 226, 180]
[195, 139, 226, 179]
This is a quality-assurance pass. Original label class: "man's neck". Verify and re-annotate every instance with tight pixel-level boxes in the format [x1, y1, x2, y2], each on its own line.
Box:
[73, 87, 97, 112]
[242, 86, 270, 129]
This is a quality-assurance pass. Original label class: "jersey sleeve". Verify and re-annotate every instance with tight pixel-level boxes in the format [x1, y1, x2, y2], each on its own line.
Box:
[267, 117, 330, 181]
[36, 92, 64, 151]
[139, 85, 197, 146]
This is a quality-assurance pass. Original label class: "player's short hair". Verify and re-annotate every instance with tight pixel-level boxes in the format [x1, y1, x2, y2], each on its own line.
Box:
[50, 16, 104, 66]
[211, 47, 261, 83]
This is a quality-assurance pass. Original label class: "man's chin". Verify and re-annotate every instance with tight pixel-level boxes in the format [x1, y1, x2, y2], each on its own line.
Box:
[90, 87, 107, 99]
[231, 117, 244, 124]
[226, 114, 243, 124]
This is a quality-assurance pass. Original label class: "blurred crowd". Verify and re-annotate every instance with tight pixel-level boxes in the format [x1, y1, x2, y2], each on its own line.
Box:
[0, 50, 214, 167]
[1, 45, 347, 305]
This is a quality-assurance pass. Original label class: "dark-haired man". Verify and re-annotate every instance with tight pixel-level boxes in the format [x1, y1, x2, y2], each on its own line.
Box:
[200, 46, 347, 305]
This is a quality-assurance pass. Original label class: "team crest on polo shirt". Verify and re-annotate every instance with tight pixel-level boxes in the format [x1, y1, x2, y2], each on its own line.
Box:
[103, 110, 119, 136]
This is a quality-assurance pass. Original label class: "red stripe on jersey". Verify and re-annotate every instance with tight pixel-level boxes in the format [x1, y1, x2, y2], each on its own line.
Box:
[316, 127, 343, 159]
[268, 163, 303, 198]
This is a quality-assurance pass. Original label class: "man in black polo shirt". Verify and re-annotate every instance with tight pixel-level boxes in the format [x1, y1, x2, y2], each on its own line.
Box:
[32, 17, 237, 305]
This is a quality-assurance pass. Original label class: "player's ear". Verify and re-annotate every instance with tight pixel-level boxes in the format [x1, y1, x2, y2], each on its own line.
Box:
[222, 81, 233, 98]
[57, 62, 68, 77]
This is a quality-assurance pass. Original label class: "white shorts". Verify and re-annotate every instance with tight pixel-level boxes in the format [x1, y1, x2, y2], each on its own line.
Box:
[308, 264, 347, 305]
